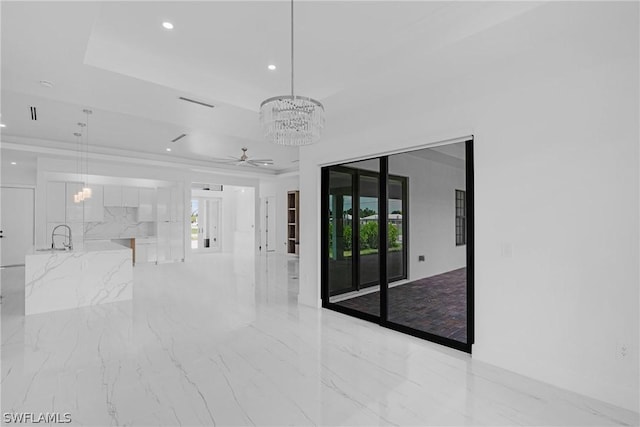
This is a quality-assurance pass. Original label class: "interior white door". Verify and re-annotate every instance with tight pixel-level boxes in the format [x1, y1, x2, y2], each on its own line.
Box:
[1, 187, 35, 267]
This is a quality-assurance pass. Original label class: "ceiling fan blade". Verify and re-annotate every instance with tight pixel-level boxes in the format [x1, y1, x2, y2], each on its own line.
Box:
[209, 156, 240, 163]
[251, 159, 274, 164]
[245, 160, 263, 167]
[210, 158, 238, 164]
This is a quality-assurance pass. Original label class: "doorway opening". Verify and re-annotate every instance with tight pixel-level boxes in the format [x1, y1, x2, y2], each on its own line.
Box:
[191, 183, 224, 253]
[1, 187, 35, 268]
[191, 197, 222, 252]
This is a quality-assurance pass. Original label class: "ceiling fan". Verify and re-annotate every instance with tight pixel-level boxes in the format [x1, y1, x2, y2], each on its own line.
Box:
[211, 147, 274, 167]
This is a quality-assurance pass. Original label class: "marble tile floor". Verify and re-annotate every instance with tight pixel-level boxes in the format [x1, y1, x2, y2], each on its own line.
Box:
[1, 253, 638, 426]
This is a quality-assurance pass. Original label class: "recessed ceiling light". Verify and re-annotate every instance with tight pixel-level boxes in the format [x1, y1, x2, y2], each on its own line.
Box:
[166, 148, 172, 152]
[268, 64, 276, 71]
[39, 80, 54, 88]
[10, 162, 16, 165]
[0, 124, 5, 128]
[162, 22, 174, 30]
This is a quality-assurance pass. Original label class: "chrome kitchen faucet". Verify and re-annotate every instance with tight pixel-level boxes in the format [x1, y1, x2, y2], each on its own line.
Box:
[51, 224, 73, 250]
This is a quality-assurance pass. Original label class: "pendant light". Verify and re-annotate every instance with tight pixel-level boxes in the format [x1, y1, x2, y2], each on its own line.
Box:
[81, 109, 92, 199]
[259, 0, 325, 146]
[73, 130, 84, 203]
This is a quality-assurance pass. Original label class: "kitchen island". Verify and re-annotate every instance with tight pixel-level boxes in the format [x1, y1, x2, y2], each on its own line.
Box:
[25, 241, 133, 315]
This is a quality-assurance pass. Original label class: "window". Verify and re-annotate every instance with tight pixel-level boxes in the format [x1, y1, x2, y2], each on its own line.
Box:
[455, 189, 466, 246]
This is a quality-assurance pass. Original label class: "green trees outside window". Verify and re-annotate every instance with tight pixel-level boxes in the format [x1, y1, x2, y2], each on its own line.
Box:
[329, 221, 401, 257]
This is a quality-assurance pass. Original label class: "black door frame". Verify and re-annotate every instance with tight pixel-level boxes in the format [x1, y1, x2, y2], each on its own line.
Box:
[325, 165, 408, 297]
[321, 138, 475, 354]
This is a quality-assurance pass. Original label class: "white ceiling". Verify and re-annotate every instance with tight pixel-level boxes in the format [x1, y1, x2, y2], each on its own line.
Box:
[0, 1, 544, 174]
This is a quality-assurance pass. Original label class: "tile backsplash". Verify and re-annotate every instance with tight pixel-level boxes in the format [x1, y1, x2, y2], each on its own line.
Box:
[85, 207, 155, 239]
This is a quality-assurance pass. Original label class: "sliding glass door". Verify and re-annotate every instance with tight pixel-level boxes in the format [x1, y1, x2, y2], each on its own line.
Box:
[321, 139, 474, 353]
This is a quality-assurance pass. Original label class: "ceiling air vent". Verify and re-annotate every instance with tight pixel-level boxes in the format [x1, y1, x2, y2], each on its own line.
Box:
[192, 183, 223, 192]
[30, 106, 37, 120]
[178, 97, 215, 109]
[171, 133, 187, 143]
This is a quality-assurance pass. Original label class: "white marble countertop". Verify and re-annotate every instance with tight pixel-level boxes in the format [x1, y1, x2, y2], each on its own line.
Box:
[83, 240, 131, 252]
[25, 239, 133, 315]
[30, 240, 130, 255]
[84, 236, 154, 240]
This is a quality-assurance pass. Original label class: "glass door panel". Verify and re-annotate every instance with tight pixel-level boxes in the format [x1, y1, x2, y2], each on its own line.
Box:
[191, 199, 199, 250]
[330, 160, 380, 319]
[387, 143, 468, 344]
[388, 177, 406, 282]
[327, 170, 354, 297]
[359, 174, 379, 289]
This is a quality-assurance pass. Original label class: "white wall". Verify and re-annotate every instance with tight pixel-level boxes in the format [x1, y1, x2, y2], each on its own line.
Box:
[259, 175, 299, 254]
[298, 2, 638, 412]
[388, 151, 466, 280]
[228, 186, 256, 254]
[1, 159, 36, 186]
[0, 164, 36, 187]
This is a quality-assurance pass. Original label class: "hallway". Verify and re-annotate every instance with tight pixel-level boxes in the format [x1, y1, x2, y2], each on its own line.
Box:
[1, 254, 637, 425]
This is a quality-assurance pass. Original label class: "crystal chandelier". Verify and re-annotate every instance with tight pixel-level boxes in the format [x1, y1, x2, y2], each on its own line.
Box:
[259, 0, 325, 146]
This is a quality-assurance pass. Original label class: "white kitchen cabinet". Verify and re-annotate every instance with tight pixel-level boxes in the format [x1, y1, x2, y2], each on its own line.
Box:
[170, 222, 184, 261]
[136, 243, 147, 265]
[138, 188, 155, 221]
[122, 187, 139, 207]
[65, 183, 84, 222]
[103, 185, 122, 207]
[146, 242, 157, 264]
[83, 185, 104, 222]
[46, 182, 66, 223]
[103, 185, 140, 208]
[157, 187, 170, 222]
[156, 184, 184, 263]
[169, 186, 184, 221]
[156, 222, 171, 262]
[157, 185, 184, 222]
[135, 237, 157, 264]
